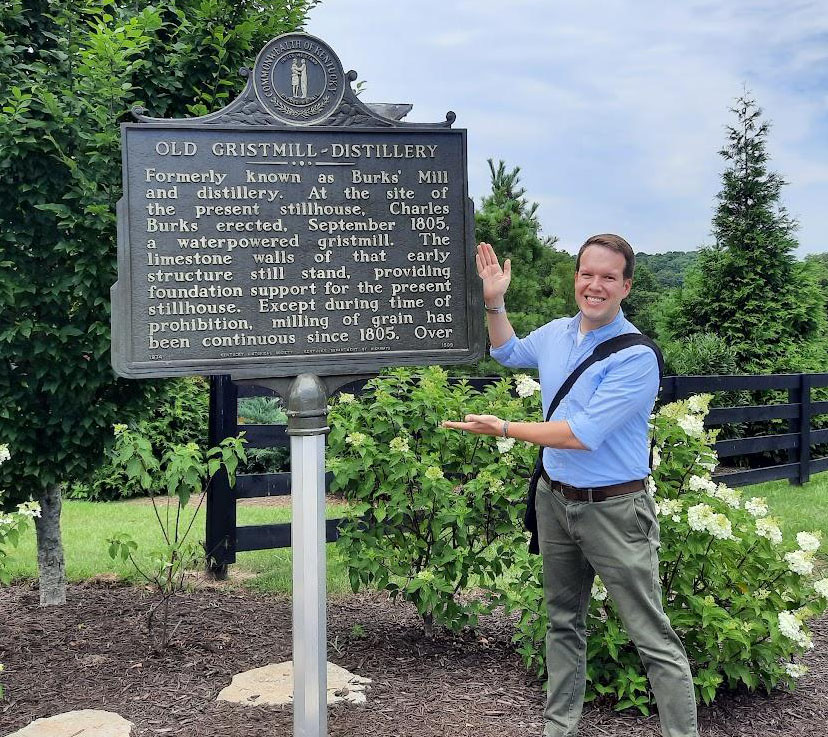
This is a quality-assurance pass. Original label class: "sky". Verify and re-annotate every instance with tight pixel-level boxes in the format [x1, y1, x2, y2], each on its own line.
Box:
[306, 0, 828, 256]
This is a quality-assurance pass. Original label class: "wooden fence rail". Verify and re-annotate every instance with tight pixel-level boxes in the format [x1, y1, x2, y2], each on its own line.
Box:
[205, 373, 828, 570]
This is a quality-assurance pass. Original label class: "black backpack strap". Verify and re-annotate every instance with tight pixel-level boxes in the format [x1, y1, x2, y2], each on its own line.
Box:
[525, 332, 663, 554]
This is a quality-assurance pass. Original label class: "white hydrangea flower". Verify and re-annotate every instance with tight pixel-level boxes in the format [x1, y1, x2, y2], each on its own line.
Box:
[496, 436, 516, 454]
[425, 466, 444, 481]
[686, 394, 711, 415]
[389, 436, 410, 454]
[688, 475, 717, 494]
[345, 432, 367, 447]
[711, 483, 741, 509]
[0, 514, 15, 527]
[687, 503, 714, 532]
[338, 392, 355, 404]
[707, 513, 734, 540]
[515, 374, 541, 398]
[778, 611, 812, 649]
[488, 477, 504, 493]
[660, 499, 683, 518]
[783, 662, 809, 679]
[785, 549, 815, 576]
[755, 588, 770, 600]
[744, 497, 769, 518]
[501, 454, 516, 468]
[677, 414, 705, 437]
[796, 532, 821, 553]
[687, 503, 733, 539]
[813, 578, 828, 598]
[645, 476, 657, 497]
[0, 444, 9, 464]
[17, 501, 41, 519]
[113, 423, 128, 436]
[755, 517, 783, 545]
[651, 446, 661, 470]
[698, 450, 718, 473]
[591, 576, 608, 602]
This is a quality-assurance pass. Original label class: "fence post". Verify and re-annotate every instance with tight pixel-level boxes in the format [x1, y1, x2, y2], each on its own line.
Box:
[798, 374, 812, 486]
[659, 375, 677, 406]
[206, 375, 239, 579]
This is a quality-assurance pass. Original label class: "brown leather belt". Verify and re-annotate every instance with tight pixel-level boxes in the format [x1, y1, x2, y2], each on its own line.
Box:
[540, 467, 645, 502]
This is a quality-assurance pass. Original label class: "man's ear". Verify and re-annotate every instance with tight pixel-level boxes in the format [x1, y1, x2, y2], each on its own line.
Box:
[623, 278, 632, 297]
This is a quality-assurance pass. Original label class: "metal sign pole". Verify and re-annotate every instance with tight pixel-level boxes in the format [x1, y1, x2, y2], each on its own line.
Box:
[286, 374, 330, 737]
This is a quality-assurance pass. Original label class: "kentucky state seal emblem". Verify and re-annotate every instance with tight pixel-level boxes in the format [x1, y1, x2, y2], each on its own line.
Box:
[253, 33, 346, 125]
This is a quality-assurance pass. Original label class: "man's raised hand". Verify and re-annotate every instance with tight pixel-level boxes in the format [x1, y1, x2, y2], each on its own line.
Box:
[476, 242, 511, 307]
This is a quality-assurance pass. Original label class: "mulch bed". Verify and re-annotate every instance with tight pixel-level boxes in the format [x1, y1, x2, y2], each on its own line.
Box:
[1, 581, 827, 737]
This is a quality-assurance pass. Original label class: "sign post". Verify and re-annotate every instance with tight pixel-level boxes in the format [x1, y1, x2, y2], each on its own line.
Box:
[112, 31, 484, 737]
[286, 374, 328, 736]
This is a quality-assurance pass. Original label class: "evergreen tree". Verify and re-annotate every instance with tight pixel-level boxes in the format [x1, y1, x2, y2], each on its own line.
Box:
[0, 0, 316, 604]
[666, 94, 824, 373]
[474, 160, 573, 339]
[622, 262, 661, 338]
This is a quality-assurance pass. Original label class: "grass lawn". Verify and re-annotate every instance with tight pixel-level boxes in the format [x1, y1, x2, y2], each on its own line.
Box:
[5, 471, 828, 594]
[3, 497, 353, 595]
[741, 470, 828, 544]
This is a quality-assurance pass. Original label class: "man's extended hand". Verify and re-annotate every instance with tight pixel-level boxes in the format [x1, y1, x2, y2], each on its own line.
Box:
[477, 242, 511, 307]
[442, 414, 504, 437]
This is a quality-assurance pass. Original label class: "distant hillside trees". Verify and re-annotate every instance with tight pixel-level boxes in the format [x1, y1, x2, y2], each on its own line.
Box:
[635, 251, 699, 288]
[661, 94, 825, 374]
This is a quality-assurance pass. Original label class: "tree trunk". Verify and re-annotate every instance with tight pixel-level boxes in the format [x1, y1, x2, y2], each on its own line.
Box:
[34, 483, 66, 606]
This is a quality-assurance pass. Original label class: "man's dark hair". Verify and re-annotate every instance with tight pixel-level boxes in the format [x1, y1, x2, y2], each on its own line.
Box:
[575, 234, 635, 280]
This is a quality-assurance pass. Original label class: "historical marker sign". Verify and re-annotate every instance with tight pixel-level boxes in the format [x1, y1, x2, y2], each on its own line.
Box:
[112, 33, 483, 379]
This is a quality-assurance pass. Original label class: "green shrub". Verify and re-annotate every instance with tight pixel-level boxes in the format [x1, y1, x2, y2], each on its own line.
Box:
[663, 333, 740, 377]
[238, 396, 287, 425]
[329, 367, 538, 636]
[106, 425, 246, 650]
[69, 378, 209, 500]
[238, 395, 289, 474]
[498, 395, 828, 710]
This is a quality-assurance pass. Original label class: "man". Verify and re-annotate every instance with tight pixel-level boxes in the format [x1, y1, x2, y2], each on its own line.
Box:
[443, 235, 698, 737]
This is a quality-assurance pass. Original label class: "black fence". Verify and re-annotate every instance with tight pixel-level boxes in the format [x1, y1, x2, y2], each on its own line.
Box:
[205, 372, 828, 571]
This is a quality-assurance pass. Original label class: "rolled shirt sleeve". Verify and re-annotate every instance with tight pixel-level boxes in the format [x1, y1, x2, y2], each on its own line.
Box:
[566, 348, 660, 452]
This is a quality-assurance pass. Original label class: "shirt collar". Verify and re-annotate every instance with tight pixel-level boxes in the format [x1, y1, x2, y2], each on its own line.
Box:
[567, 308, 626, 343]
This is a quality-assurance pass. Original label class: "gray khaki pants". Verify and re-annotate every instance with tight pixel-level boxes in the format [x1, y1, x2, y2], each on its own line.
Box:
[535, 477, 698, 737]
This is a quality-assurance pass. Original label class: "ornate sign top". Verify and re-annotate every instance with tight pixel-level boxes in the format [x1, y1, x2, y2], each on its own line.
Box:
[131, 32, 455, 130]
[253, 34, 346, 126]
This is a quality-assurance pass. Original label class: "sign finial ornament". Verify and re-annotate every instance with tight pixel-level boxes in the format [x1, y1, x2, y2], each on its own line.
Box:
[253, 33, 346, 125]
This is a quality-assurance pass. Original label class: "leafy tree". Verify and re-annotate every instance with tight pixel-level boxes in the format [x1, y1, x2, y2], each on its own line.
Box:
[0, 0, 316, 604]
[664, 94, 825, 373]
[471, 160, 573, 374]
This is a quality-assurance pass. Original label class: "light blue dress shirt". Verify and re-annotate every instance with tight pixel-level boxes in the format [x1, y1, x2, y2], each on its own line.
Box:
[489, 309, 659, 488]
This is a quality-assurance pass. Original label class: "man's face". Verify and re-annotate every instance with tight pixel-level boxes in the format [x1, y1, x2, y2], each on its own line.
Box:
[574, 245, 632, 331]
